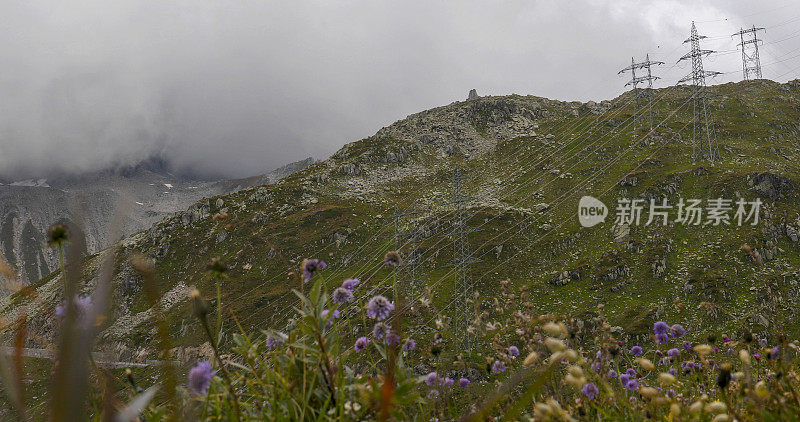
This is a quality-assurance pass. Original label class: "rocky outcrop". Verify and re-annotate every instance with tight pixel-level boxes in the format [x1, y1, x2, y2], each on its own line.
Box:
[548, 270, 580, 286]
[748, 172, 794, 200]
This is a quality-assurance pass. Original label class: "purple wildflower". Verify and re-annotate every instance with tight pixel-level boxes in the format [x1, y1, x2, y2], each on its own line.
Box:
[341, 278, 360, 290]
[55, 295, 93, 325]
[372, 322, 390, 338]
[427, 389, 440, 399]
[668, 367, 677, 376]
[626, 368, 637, 377]
[607, 369, 618, 378]
[492, 360, 506, 373]
[768, 346, 780, 359]
[591, 360, 602, 372]
[354, 336, 370, 352]
[507, 346, 520, 358]
[620, 374, 631, 386]
[403, 339, 416, 351]
[366, 295, 394, 320]
[667, 348, 680, 358]
[301, 258, 326, 282]
[670, 324, 686, 337]
[321, 309, 340, 328]
[265, 332, 287, 349]
[443, 377, 454, 387]
[459, 377, 470, 388]
[760, 338, 768, 345]
[654, 321, 669, 335]
[425, 372, 440, 386]
[625, 378, 639, 391]
[630, 346, 643, 356]
[385, 331, 400, 347]
[683, 341, 692, 351]
[582, 382, 599, 400]
[332, 287, 353, 304]
[188, 361, 216, 395]
[655, 333, 669, 344]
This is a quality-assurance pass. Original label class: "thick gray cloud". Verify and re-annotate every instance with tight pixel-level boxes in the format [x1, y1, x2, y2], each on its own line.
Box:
[0, 0, 798, 179]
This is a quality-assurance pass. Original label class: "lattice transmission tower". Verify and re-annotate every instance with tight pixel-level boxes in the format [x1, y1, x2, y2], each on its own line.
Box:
[733, 26, 766, 80]
[446, 167, 480, 354]
[387, 206, 425, 303]
[618, 54, 664, 137]
[678, 22, 722, 164]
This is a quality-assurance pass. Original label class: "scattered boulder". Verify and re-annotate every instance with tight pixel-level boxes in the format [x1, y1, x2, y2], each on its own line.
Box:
[548, 270, 580, 286]
[467, 89, 479, 101]
[339, 163, 362, 176]
[748, 172, 794, 200]
[600, 265, 629, 282]
[611, 223, 630, 242]
[652, 258, 666, 278]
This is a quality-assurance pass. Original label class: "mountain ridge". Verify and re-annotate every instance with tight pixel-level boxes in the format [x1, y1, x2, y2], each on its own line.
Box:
[3, 79, 800, 365]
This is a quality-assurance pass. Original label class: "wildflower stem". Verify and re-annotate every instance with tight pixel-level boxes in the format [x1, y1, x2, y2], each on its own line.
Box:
[199, 314, 241, 421]
[58, 243, 65, 294]
[216, 275, 222, 339]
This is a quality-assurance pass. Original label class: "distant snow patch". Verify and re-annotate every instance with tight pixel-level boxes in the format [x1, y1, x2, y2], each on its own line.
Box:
[164, 183, 173, 189]
[10, 179, 49, 187]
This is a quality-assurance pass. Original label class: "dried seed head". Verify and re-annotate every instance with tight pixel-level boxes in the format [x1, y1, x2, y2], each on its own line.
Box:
[191, 289, 209, 318]
[130, 254, 155, 276]
[564, 373, 585, 389]
[739, 349, 751, 365]
[705, 401, 727, 415]
[383, 251, 402, 267]
[694, 344, 712, 357]
[640, 386, 659, 399]
[567, 365, 583, 378]
[523, 351, 539, 366]
[207, 258, 227, 274]
[543, 321, 564, 337]
[544, 337, 566, 353]
[658, 372, 676, 386]
[47, 224, 69, 247]
[755, 380, 769, 399]
[637, 358, 655, 371]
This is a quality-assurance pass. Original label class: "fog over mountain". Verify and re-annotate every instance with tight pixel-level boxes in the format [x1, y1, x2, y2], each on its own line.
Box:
[1, 0, 798, 180]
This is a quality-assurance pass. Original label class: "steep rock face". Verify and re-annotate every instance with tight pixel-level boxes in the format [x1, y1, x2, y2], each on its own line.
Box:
[0, 158, 315, 285]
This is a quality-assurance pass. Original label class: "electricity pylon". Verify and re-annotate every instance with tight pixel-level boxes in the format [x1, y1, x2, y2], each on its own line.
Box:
[619, 54, 664, 137]
[678, 22, 722, 164]
[733, 26, 766, 80]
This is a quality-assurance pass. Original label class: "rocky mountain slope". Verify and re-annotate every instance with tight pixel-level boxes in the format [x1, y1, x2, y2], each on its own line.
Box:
[4, 79, 800, 365]
[0, 157, 315, 285]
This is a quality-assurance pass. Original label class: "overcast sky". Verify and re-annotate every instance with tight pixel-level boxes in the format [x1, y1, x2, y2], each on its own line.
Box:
[1, 0, 799, 180]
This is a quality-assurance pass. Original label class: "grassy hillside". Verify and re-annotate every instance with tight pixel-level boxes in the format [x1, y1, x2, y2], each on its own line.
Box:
[3, 79, 800, 376]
